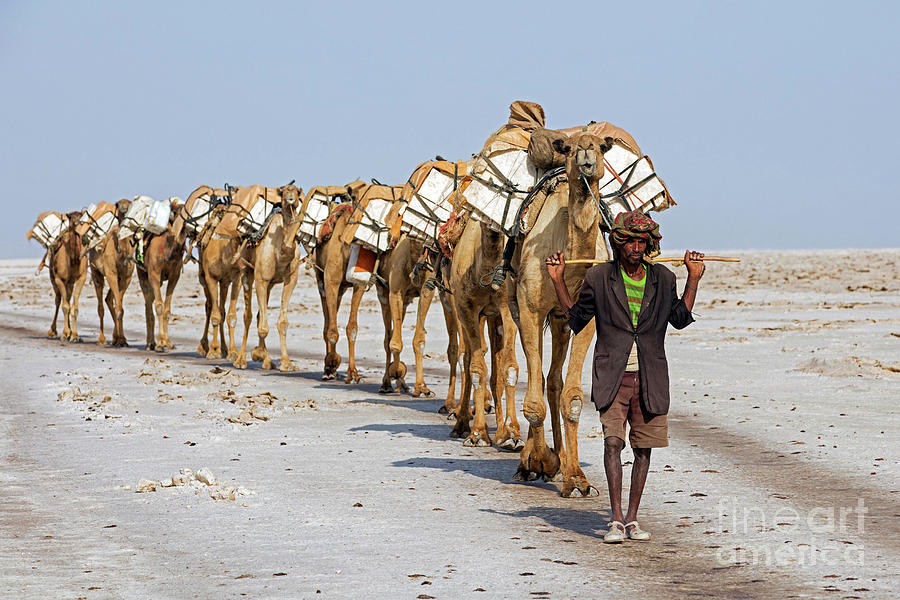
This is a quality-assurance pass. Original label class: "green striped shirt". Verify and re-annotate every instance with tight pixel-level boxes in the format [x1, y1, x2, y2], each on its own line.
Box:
[621, 265, 647, 328]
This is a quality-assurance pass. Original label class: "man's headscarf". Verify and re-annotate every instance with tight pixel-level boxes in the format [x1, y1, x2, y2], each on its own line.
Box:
[610, 210, 661, 255]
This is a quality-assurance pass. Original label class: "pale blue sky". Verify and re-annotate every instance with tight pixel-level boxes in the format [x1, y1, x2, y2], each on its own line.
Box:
[3, 0, 898, 258]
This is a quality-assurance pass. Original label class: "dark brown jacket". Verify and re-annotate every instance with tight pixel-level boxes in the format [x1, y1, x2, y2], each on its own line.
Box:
[568, 261, 693, 415]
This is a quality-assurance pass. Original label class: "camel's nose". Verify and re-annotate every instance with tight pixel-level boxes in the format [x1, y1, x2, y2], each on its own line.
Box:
[576, 148, 596, 175]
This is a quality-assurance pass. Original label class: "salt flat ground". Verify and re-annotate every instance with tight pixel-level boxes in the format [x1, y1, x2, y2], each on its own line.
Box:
[0, 250, 898, 599]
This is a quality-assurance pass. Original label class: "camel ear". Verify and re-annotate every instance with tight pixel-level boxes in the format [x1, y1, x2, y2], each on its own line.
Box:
[552, 138, 571, 155]
[600, 136, 615, 154]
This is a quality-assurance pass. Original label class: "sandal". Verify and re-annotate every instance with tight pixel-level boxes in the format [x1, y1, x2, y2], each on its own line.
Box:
[604, 521, 626, 544]
[625, 520, 651, 541]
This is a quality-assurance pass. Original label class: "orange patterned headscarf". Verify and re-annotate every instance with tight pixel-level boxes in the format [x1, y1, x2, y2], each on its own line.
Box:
[610, 210, 661, 254]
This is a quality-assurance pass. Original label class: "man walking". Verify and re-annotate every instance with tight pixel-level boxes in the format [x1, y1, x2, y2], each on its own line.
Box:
[545, 210, 704, 543]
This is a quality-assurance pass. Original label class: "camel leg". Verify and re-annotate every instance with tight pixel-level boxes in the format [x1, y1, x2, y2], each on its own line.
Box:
[387, 287, 409, 394]
[515, 308, 560, 482]
[205, 270, 223, 359]
[59, 275, 73, 341]
[138, 270, 156, 350]
[276, 261, 300, 372]
[340, 283, 363, 383]
[450, 306, 478, 438]
[91, 268, 106, 346]
[542, 315, 569, 483]
[457, 317, 496, 446]
[254, 279, 273, 369]
[494, 306, 524, 452]
[411, 283, 436, 398]
[48, 275, 62, 338]
[67, 267, 87, 342]
[233, 269, 253, 369]
[320, 268, 342, 379]
[438, 292, 461, 415]
[107, 264, 126, 347]
[197, 264, 212, 355]
[225, 277, 239, 362]
[395, 300, 412, 393]
[376, 283, 394, 392]
[559, 320, 599, 498]
[157, 265, 181, 351]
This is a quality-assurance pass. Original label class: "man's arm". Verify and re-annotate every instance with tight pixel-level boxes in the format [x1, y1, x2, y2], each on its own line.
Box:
[546, 250, 575, 316]
[546, 250, 595, 334]
[681, 250, 705, 311]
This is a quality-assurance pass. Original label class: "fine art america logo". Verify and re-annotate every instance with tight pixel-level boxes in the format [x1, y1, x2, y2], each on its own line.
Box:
[714, 497, 866, 567]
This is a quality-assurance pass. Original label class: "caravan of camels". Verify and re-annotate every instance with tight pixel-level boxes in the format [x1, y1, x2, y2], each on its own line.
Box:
[26, 101, 676, 497]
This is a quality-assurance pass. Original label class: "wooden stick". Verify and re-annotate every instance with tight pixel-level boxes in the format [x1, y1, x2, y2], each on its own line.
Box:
[564, 255, 741, 265]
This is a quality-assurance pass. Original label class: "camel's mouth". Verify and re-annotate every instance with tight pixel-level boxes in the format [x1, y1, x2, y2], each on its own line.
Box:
[576, 148, 598, 179]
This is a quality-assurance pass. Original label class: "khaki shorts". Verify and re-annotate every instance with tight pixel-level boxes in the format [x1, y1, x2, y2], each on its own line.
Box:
[599, 372, 668, 448]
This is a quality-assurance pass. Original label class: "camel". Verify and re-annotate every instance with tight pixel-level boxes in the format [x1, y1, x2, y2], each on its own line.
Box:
[81, 199, 135, 346]
[172, 185, 242, 358]
[312, 200, 368, 382]
[447, 216, 523, 449]
[232, 183, 304, 371]
[509, 130, 619, 497]
[381, 159, 469, 402]
[27, 211, 88, 341]
[134, 199, 186, 351]
[372, 232, 427, 393]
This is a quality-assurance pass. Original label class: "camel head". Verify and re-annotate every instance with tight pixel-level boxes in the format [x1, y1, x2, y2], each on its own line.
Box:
[553, 132, 615, 183]
[115, 199, 131, 222]
[278, 182, 304, 250]
[553, 133, 616, 232]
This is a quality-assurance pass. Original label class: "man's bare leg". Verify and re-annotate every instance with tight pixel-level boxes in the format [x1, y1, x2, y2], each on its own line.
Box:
[604, 436, 625, 523]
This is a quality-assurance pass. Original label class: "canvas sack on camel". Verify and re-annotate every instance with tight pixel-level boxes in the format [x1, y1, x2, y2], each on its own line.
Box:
[454, 101, 546, 234]
[387, 159, 469, 244]
[215, 185, 280, 238]
[145, 197, 174, 234]
[338, 184, 405, 253]
[27, 212, 69, 248]
[76, 202, 118, 249]
[175, 186, 232, 237]
[118, 196, 154, 239]
[297, 185, 354, 246]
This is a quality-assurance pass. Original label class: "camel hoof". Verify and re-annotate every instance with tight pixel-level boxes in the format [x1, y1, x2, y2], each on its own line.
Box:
[279, 360, 297, 373]
[543, 472, 563, 483]
[446, 412, 457, 421]
[197, 343, 208, 355]
[206, 349, 223, 360]
[96, 339, 106, 346]
[47, 330, 57, 338]
[414, 387, 435, 398]
[227, 351, 237, 362]
[251, 348, 267, 362]
[377, 384, 393, 394]
[513, 468, 540, 482]
[322, 372, 336, 381]
[463, 435, 491, 448]
[499, 438, 525, 452]
[233, 359, 247, 370]
[70, 336, 83, 343]
[437, 405, 450, 414]
[261, 359, 273, 370]
[396, 383, 409, 394]
[562, 485, 599, 498]
[113, 339, 128, 348]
